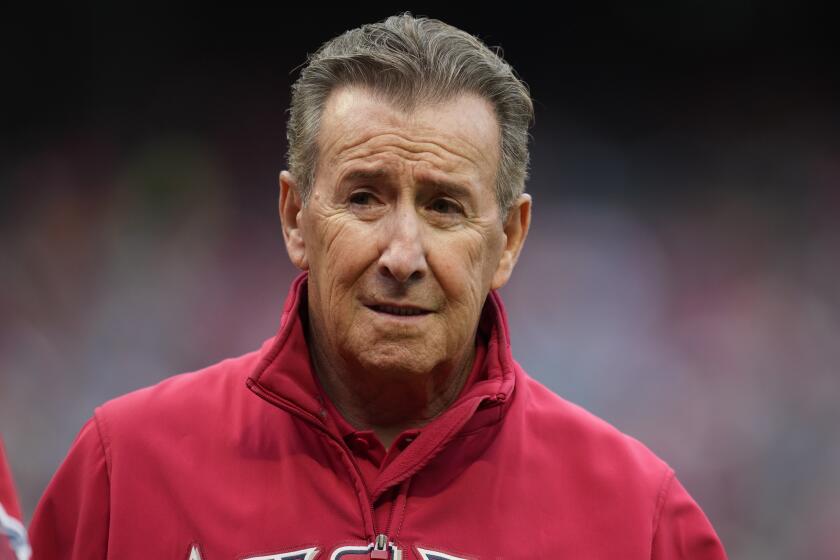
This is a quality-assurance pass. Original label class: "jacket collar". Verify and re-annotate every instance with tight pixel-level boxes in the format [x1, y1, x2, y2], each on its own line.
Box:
[246, 272, 516, 499]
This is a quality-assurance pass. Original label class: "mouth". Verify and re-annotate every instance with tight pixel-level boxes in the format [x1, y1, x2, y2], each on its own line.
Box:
[365, 303, 432, 317]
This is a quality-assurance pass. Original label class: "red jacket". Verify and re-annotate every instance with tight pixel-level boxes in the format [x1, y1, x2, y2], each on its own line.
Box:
[30, 273, 727, 559]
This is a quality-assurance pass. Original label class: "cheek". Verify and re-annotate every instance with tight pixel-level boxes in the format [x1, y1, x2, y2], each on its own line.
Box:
[428, 229, 494, 316]
[429, 229, 506, 359]
[310, 219, 380, 315]
[335, 226, 383, 280]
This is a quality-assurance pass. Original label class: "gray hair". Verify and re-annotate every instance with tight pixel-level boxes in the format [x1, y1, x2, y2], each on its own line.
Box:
[285, 12, 534, 216]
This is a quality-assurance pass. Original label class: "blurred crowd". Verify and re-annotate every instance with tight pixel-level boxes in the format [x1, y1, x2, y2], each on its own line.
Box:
[2, 5, 839, 553]
[1, 119, 837, 558]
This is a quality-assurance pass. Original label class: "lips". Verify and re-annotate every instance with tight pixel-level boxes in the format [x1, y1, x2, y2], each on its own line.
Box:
[366, 303, 431, 316]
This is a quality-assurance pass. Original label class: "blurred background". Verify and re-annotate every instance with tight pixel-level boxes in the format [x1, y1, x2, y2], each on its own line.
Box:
[1, 2, 838, 558]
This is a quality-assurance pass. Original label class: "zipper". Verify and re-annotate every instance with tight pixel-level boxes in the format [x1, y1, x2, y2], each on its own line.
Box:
[247, 381, 404, 558]
[370, 534, 390, 559]
[371, 533, 402, 559]
[372, 478, 410, 559]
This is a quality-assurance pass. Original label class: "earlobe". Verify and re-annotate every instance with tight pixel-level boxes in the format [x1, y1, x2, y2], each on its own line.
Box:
[491, 193, 532, 290]
[279, 171, 309, 270]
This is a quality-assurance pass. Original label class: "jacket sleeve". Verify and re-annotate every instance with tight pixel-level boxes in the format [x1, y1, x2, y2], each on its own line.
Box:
[28, 416, 110, 559]
[651, 471, 728, 560]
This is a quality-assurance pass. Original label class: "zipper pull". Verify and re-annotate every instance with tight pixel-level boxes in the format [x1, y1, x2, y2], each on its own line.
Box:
[370, 534, 392, 559]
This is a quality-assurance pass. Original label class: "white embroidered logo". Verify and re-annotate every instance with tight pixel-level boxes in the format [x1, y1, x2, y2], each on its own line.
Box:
[188, 543, 460, 560]
[188, 545, 318, 560]
[243, 548, 319, 560]
[0, 502, 31, 560]
[416, 547, 467, 560]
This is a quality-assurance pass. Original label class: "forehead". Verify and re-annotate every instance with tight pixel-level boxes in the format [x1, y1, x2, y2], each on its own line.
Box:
[316, 86, 501, 186]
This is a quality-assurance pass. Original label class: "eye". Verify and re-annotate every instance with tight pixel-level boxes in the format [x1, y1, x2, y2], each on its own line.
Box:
[348, 191, 377, 206]
[429, 197, 463, 215]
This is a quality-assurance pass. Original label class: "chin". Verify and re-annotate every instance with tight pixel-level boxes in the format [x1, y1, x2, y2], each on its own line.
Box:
[355, 344, 435, 378]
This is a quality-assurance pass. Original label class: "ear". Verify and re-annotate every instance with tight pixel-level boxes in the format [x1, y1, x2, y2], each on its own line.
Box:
[491, 193, 532, 290]
[279, 170, 308, 270]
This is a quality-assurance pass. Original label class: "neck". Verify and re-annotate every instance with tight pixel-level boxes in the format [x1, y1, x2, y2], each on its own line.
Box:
[306, 321, 476, 449]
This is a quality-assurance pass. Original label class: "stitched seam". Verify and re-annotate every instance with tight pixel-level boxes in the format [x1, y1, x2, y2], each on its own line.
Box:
[392, 479, 411, 542]
[92, 408, 113, 480]
[374, 398, 481, 493]
[650, 468, 676, 560]
[91, 408, 113, 559]
[450, 405, 504, 439]
[317, 429, 372, 539]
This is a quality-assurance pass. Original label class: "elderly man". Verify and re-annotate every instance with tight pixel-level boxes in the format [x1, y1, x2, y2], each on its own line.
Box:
[30, 14, 727, 559]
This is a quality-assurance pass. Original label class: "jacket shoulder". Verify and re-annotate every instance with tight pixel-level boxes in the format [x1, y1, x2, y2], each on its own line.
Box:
[514, 362, 673, 490]
[511, 364, 727, 558]
[93, 341, 269, 445]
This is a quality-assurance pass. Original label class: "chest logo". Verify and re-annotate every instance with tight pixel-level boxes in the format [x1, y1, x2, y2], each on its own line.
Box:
[243, 549, 319, 560]
[188, 545, 318, 560]
[417, 548, 467, 560]
[188, 544, 463, 560]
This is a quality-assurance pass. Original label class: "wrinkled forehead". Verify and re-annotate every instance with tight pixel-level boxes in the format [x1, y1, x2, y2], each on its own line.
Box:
[315, 85, 501, 184]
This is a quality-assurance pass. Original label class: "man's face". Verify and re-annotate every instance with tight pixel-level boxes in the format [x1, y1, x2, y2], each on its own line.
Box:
[281, 86, 528, 379]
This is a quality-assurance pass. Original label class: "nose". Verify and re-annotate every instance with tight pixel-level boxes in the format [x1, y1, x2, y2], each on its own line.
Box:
[377, 206, 428, 284]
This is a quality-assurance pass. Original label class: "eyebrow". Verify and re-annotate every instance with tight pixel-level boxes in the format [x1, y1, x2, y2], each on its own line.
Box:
[341, 168, 476, 200]
[341, 169, 391, 184]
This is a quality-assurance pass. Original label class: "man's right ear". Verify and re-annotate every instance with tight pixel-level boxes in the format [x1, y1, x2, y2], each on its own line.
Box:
[279, 170, 308, 270]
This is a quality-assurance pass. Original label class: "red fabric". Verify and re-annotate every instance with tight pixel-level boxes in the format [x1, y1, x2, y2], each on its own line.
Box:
[30, 272, 727, 559]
